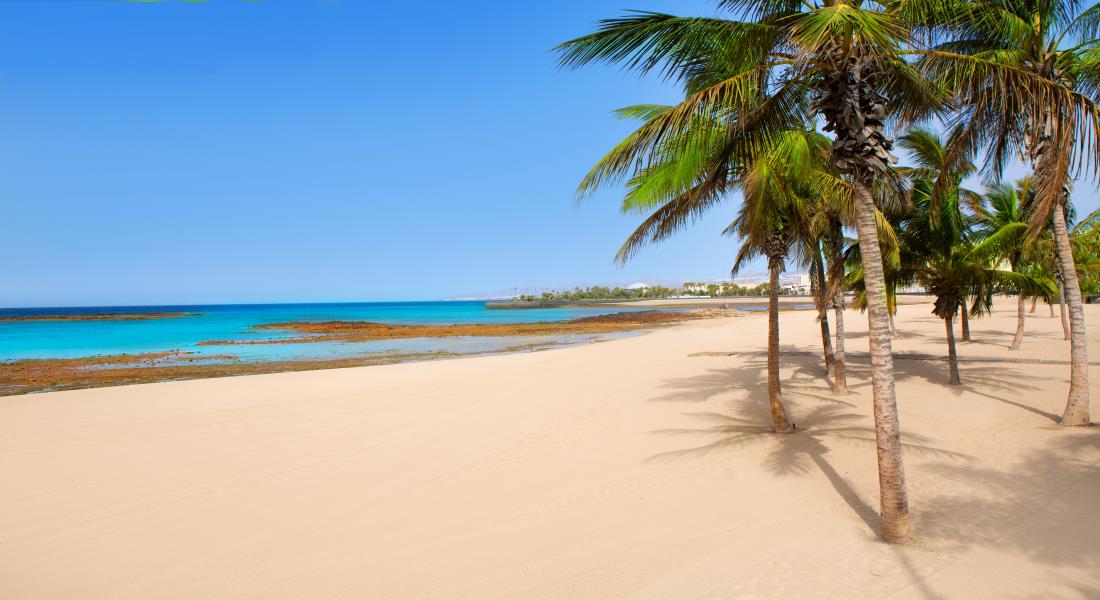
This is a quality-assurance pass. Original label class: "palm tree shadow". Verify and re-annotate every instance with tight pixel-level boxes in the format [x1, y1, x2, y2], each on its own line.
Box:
[915, 429, 1100, 573]
[662, 334, 1093, 594]
[802, 346, 1064, 423]
[872, 357, 1063, 423]
[667, 348, 866, 407]
[646, 361, 972, 539]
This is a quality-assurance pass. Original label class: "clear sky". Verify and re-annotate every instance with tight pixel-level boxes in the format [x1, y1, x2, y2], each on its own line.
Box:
[0, 0, 1096, 307]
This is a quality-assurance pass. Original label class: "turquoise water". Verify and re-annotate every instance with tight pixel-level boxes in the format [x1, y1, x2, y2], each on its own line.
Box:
[0, 301, 658, 362]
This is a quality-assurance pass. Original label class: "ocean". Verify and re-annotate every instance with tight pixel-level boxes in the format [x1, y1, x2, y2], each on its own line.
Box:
[0, 301, 671, 363]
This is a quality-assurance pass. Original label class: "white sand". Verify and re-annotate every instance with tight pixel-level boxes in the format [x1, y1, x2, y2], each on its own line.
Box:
[2, 299, 1098, 599]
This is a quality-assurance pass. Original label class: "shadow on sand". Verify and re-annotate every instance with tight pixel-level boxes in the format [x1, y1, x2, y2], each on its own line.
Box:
[645, 349, 1099, 597]
[646, 352, 971, 536]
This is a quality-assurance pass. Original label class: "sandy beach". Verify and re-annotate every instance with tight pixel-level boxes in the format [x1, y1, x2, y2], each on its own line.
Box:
[2, 298, 1098, 599]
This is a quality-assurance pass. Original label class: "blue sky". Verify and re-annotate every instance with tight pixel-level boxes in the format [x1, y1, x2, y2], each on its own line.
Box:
[0, 0, 1095, 307]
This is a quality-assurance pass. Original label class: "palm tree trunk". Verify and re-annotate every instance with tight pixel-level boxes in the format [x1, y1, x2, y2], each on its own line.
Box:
[1059, 280, 1070, 340]
[1049, 299, 1054, 318]
[1029, 297, 1038, 313]
[888, 308, 897, 336]
[811, 246, 835, 375]
[768, 258, 794, 433]
[833, 302, 847, 395]
[1051, 205, 1090, 425]
[945, 315, 961, 385]
[828, 219, 847, 394]
[852, 181, 909, 543]
[1010, 294, 1025, 350]
[960, 302, 971, 342]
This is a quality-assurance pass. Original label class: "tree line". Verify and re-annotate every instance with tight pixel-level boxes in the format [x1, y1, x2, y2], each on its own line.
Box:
[516, 281, 785, 302]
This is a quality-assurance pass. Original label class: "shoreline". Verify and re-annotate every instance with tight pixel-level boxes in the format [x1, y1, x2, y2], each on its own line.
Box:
[0, 309, 734, 396]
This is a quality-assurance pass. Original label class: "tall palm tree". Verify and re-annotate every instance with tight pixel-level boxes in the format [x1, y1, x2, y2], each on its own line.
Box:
[555, 0, 954, 544]
[606, 112, 834, 431]
[727, 152, 819, 432]
[921, 0, 1100, 425]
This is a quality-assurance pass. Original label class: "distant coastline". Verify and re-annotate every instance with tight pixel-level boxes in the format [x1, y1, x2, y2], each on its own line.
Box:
[0, 312, 198, 322]
[0, 308, 731, 395]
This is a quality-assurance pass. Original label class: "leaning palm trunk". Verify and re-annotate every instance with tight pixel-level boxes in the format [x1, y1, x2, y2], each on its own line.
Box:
[852, 180, 910, 542]
[828, 219, 847, 394]
[960, 303, 971, 342]
[1029, 298, 1038, 313]
[767, 256, 795, 433]
[811, 246, 835, 375]
[945, 314, 961, 385]
[1059, 280, 1070, 340]
[1051, 205, 1091, 425]
[1010, 294, 1025, 350]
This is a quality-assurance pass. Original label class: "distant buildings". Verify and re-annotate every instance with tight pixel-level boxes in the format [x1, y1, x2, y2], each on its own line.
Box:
[777, 273, 812, 295]
[685, 273, 812, 295]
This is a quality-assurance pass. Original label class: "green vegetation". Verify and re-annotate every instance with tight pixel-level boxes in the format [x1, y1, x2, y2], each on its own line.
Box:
[515, 281, 779, 302]
[517, 285, 676, 302]
[681, 282, 774, 297]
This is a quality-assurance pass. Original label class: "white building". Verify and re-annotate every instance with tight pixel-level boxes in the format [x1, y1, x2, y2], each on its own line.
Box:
[685, 273, 813, 295]
[780, 273, 812, 295]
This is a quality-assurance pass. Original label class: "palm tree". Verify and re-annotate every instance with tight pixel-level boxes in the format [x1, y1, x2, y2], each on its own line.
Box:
[555, 0, 955, 544]
[896, 127, 981, 337]
[803, 185, 851, 392]
[604, 111, 833, 431]
[902, 186, 1055, 383]
[918, 248, 1053, 384]
[727, 152, 819, 433]
[973, 182, 1041, 349]
[921, 0, 1100, 425]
